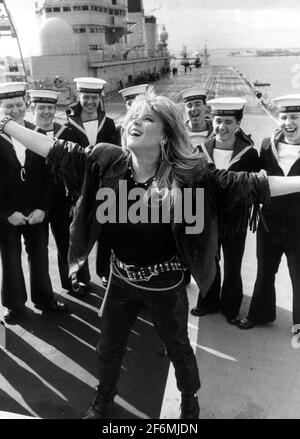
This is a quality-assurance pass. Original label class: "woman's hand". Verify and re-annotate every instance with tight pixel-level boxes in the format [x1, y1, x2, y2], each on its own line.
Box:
[7, 211, 28, 226]
[27, 209, 46, 225]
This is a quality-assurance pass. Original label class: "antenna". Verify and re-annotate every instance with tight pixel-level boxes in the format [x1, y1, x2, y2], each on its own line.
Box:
[145, 5, 161, 15]
[0, 0, 27, 81]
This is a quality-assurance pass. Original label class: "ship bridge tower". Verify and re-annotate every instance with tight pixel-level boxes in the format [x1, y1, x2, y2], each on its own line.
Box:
[35, 0, 128, 56]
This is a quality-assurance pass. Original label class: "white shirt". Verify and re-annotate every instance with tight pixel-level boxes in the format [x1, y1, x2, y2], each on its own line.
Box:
[188, 131, 209, 149]
[83, 120, 98, 146]
[12, 137, 26, 167]
[213, 148, 233, 170]
[277, 142, 300, 175]
[46, 130, 54, 139]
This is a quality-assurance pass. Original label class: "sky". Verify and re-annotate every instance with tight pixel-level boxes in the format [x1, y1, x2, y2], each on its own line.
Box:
[1, 0, 300, 57]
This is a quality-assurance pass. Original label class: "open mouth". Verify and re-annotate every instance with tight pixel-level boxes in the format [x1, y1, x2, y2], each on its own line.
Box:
[285, 127, 297, 134]
[129, 128, 142, 137]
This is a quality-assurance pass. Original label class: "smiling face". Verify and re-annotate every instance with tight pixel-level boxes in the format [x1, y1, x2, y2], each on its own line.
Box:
[213, 114, 240, 143]
[185, 98, 206, 127]
[278, 112, 300, 144]
[78, 92, 101, 117]
[0, 96, 26, 124]
[124, 103, 165, 157]
[33, 102, 56, 128]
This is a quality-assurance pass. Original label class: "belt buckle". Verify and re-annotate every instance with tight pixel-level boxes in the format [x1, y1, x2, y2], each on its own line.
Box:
[142, 266, 159, 281]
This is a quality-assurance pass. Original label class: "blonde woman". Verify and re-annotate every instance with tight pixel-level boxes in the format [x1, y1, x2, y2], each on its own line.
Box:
[1, 91, 300, 419]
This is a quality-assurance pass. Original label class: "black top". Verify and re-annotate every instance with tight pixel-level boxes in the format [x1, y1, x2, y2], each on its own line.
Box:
[102, 168, 177, 265]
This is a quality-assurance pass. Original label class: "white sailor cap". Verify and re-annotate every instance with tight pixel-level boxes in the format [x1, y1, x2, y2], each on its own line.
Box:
[272, 94, 300, 113]
[181, 87, 208, 102]
[28, 89, 60, 104]
[74, 77, 107, 94]
[119, 84, 148, 101]
[207, 97, 247, 116]
[0, 82, 27, 100]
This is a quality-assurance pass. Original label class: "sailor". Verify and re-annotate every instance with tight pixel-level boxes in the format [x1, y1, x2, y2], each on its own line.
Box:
[65, 77, 119, 147]
[65, 77, 120, 289]
[119, 83, 149, 110]
[239, 94, 300, 332]
[181, 87, 213, 149]
[181, 87, 213, 285]
[0, 82, 67, 323]
[191, 97, 260, 325]
[28, 89, 90, 297]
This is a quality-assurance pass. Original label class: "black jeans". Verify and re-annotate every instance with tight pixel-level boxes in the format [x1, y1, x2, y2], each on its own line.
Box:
[96, 270, 200, 395]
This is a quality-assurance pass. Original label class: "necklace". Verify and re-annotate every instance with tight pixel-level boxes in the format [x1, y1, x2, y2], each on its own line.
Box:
[128, 163, 156, 188]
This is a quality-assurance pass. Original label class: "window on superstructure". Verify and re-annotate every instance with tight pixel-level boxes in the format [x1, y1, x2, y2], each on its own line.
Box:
[109, 9, 113, 15]
[89, 45, 102, 50]
[99, 7, 103, 12]
[63, 7, 71, 11]
[112, 0, 117, 5]
[82, 5, 89, 11]
[78, 27, 86, 33]
[73, 6, 81, 11]
[45, 7, 52, 12]
[103, 7, 108, 13]
[114, 9, 119, 15]
[52, 7, 60, 12]
[91, 6, 98, 11]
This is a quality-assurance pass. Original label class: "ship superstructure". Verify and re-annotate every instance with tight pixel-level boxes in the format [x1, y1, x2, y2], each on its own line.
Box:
[29, 0, 169, 96]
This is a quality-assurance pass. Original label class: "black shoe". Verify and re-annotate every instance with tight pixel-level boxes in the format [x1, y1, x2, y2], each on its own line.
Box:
[35, 299, 68, 313]
[180, 394, 200, 419]
[238, 317, 255, 330]
[226, 315, 240, 326]
[101, 277, 108, 288]
[191, 306, 207, 317]
[3, 307, 26, 324]
[68, 283, 88, 298]
[191, 306, 219, 317]
[83, 386, 116, 419]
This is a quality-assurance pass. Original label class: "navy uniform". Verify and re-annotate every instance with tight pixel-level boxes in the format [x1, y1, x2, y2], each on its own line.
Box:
[65, 77, 119, 147]
[64, 78, 119, 288]
[29, 89, 90, 296]
[181, 87, 214, 150]
[239, 95, 300, 331]
[0, 83, 67, 322]
[181, 88, 213, 285]
[191, 97, 260, 324]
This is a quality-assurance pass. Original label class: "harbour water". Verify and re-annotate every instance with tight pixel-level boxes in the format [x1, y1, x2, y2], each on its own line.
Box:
[210, 51, 300, 99]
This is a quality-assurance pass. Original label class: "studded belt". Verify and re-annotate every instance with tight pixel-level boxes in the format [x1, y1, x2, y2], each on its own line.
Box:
[111, 253, 183, 282]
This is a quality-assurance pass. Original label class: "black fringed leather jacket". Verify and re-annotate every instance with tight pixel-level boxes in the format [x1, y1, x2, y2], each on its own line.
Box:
[46, 141, 270, 296]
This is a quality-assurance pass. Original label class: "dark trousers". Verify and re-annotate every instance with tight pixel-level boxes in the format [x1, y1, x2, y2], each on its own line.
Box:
[248, 224, 300, 325]
[96, 271, 200, 395]
[96, 236, 111, 279]
[49, 203, 90, 290]
[0, 219, 54, 309]
[197, 231, 247, 319]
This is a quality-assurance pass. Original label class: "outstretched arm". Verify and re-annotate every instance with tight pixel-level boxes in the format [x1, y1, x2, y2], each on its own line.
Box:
[268, 176, 300, 197]
[1, 117, 54, 158]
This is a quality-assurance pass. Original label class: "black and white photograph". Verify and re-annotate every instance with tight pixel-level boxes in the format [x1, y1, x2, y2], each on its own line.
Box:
[0, 0, 300, 426]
